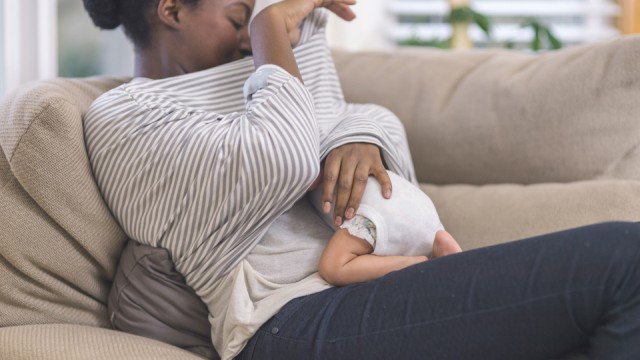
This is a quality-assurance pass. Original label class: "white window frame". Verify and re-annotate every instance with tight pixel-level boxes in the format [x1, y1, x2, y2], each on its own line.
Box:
[389, 0, 621, 46]
[38, 0, 58, 80]
[1, 0, 58, 98]
[0, 0, 5, 98]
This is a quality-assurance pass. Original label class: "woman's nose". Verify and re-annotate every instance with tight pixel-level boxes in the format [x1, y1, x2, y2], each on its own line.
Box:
[240, 26, 252, 57]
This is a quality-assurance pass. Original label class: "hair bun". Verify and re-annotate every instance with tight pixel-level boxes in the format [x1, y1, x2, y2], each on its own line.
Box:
[83, 0, 121, 30]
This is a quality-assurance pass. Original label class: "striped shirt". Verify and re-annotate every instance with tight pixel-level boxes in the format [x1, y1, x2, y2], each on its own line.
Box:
[84, 10, 416, 358]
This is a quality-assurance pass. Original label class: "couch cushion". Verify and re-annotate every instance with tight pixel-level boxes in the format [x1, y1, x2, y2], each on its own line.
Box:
[0, 324, 203, 359]
[421, 179, 640, 250]
[108, 241, 217, 359]
[0, 77, 128, 327]
[333, 35, 640, 185]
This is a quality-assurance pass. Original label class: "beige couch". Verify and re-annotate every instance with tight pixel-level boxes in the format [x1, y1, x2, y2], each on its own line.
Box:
[2, 35, 640, 359]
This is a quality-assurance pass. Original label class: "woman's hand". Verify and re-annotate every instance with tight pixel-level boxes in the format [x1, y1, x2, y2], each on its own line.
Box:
[251, 0, 356, 80]
[321, 143, 392, 226]
[272, 0, 357, 46]
[276, 0, 357, 26]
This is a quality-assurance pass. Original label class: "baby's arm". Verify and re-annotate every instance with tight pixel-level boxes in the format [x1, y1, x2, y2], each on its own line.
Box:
[318, 229, 428, 287]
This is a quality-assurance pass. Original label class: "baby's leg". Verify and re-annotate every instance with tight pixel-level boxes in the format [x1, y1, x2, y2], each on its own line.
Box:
[318, 229, 427, 287]
[431, 230, 462, 258]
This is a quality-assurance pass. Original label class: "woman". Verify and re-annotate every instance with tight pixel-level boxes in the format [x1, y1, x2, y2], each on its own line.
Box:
[83, 0, 640, 359]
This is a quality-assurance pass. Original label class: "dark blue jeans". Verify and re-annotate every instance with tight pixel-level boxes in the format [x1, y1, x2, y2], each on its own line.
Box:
[237, 222, 640, 360]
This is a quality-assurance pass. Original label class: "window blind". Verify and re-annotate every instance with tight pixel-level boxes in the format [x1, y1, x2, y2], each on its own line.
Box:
[390, 0, 621, 47]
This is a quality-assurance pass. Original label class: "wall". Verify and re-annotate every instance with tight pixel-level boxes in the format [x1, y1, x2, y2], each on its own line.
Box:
[58, 0, 133, 78]
[0, 0, 4, 98]
[326, 0, 393, 51]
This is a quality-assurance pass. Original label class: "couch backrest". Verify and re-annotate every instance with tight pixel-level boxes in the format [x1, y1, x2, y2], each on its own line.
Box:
[0, 77, 127, 328]
[333, 35, 640, 185]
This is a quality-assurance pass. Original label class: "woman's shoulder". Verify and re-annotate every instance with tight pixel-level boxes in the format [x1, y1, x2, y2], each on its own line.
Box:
[86, 76, 191, 121]
[85, 82, 134, 120]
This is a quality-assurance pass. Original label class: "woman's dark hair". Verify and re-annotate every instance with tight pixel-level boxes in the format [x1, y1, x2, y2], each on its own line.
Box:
[83, 0, 200, 48]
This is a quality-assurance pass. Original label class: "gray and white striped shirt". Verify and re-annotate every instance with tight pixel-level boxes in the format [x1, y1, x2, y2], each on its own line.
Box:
[84, 10, 415, 358]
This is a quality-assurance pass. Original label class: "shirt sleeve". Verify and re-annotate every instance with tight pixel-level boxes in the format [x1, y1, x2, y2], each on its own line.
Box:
[84, 65, 320, 285]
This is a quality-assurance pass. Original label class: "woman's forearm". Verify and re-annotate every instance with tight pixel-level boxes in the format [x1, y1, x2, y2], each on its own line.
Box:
[250, 6, 302, 82]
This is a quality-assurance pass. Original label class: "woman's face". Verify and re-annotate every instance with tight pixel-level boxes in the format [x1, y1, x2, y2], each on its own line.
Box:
[176, 0, 255, 72]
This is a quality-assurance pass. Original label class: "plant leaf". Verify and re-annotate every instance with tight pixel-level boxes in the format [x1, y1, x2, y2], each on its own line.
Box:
[545, 29, 563, 50]
[449, 6, 473, 23]
[532, 30, 541, 51]
[471, 10, 493, 39]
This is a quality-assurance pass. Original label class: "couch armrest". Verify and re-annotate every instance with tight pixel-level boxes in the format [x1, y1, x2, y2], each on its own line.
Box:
[0, 324, 204, 360]
[332, 35, 640, 185]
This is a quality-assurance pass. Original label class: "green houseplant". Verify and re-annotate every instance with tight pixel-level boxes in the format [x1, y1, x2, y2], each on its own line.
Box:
[402, 0, 563, 52]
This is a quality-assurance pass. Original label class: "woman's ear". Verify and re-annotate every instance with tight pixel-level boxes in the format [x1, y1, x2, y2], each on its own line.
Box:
[157, 0, 183, 29]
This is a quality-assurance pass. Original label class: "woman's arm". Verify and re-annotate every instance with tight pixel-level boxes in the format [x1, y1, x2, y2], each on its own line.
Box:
[252, 1, 401, 229]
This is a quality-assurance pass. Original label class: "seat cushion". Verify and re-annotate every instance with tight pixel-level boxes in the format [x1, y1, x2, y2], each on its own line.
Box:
[0, 324, 204, 360]
[421, 179, 640, 250]
[0, 77, 128, 327]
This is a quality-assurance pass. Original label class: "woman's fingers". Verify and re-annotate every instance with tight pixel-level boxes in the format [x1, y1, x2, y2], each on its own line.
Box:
[371, 161, 392, 199]
[321, 143, 389, 226]
[343, 163, 369, 220]
[321, 152, 341, 215]
[277, 0, 356, 40]
[326, 3, 356, 21]
[333, 157, 359, 226]
[315, 0, 356, 7]
[316, 0, 357, 21]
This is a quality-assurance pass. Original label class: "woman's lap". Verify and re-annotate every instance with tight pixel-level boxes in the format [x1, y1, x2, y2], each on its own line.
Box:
[238, 222, 640, 360]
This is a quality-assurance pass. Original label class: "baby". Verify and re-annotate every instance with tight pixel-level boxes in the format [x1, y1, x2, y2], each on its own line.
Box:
[310, 171, 462, 286]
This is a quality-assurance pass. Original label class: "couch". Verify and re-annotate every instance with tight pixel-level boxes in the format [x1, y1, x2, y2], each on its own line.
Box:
[2, 35, 640, 359]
